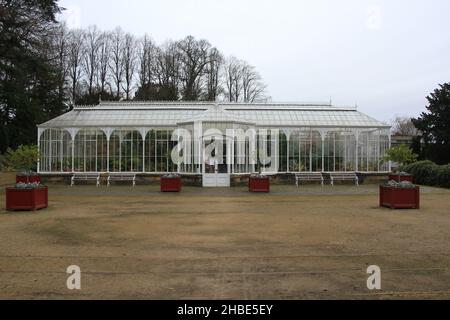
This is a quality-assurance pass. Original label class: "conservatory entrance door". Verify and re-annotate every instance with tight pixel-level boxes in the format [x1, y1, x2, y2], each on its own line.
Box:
[202, 159, 231, 187]
[202, 136, 231, 187]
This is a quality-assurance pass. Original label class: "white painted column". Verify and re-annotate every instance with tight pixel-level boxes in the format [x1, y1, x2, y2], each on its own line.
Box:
[95, 132, 98, 172]
[366, 133, 369, 171]
[355, 134, 359, 172]
[138, 128, 148, 174]
[60, 132, 64, 173]
[37, 128, 43, 173]
[101, 128, 113, 173]
[309, 131, 313, 172]
[119, 132, 122, 172]
[49, 130, 52, 172]
[388, 134, 392, 172]
[377, 131, 381, 172]
[71, 138, 75, 173]
[68, 128, 79, 173]
[142, 137, 146, 173]
[321, 135, 325, 173]
[286, 136, 290, 173]
[107, 136, 110, 173]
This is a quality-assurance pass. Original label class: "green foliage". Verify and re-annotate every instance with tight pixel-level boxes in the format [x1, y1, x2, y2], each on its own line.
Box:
[412, 83, 450, 164]
[383, 145, 418, 166]
[400, 161, 450, 188]
[0, 0, 64, 153]
[3, 145, 40, 173]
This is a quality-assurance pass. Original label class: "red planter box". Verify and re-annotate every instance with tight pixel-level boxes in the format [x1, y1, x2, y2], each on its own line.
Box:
[388, 174, 413, 183]
[160, 176, 182, 192]
[6, 186, 48, 211]
[380, 185, 420, 209]
[16, 175, 41, 184]
[249, 176, 270, 193]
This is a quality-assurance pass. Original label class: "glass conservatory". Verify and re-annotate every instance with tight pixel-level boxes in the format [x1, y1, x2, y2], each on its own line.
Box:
[38, 101, 391, 186]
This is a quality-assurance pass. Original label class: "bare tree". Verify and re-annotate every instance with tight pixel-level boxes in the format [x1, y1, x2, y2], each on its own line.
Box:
[109, 27, 124, 100]
[241, 62, 266, 103]
[97, 31, 111, 95]
[392, 116, 420, 136]
[52, 23, 70, 107]
[177, 36, 211, 101]
[121, 33, 137, 100]
[224, 56, 243, 102]
[138, 34, 156, 87]
[153, 41, 181, 100]
[67, 29, 85, 104]
[204, 47, 223, 101]
[223, 57, 267, 103]
[53, 25, 269, 104]
[82, 25, 101, 96]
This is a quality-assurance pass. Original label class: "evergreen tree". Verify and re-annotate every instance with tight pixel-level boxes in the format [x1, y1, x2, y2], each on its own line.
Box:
[0, 0, 64, 152]
[412, 83, 450, 164]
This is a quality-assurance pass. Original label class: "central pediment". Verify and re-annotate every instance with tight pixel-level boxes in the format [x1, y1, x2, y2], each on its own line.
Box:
[177, 104, 254, 125]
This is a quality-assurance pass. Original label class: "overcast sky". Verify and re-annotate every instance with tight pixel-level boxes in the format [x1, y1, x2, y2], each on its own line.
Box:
[58, 0, 450, 122]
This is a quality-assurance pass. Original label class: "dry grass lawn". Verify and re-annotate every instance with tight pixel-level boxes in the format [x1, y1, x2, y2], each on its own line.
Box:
[1, 173, 450, 300]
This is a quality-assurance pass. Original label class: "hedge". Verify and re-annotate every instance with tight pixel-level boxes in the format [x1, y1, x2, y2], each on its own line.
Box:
[400, 161, 450, 188]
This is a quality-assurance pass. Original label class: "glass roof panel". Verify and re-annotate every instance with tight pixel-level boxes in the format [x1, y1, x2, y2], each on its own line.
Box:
[39, 103, 389, 129]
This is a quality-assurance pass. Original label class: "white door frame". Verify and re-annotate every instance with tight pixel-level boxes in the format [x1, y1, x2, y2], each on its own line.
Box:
[202, 136, 231, 187]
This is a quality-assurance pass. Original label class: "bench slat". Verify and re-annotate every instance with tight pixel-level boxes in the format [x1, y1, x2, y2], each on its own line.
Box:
[295, 173, 324, 188]
[329, 173, 359, 186]
[71, 174, 100, 187]
[107, 174, 136, 187]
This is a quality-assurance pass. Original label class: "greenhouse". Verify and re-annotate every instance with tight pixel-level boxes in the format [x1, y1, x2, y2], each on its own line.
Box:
[37, 101, 391, 186]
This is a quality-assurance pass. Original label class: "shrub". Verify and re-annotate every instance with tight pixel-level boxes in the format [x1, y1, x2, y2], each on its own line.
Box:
[2, 145, 40, 174]
[383, 145, 418, 167]
[437, 165, 450, 188]
[400, 161, 450, 188]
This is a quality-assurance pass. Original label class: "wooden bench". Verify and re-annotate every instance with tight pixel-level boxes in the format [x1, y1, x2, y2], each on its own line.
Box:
[107, 173, 136, 187]
[295, 172, 324, 188]
[329, 172, 359, 187]
[71, 173, 100, 187]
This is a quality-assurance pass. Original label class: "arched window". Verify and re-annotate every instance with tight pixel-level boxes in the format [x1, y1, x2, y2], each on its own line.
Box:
[233, 125, 255, 174]
[110, 130, 143, 172]
[74, 130, 107, 172]
[278, 132, 288, 172]
[379, 134, 390, 172]
[257, 129, 280, 173]
[289, 130, 322, 172]
[324, 131, 356, 172]
[39, 129, 72, 172]
[359, 130, 388, 172]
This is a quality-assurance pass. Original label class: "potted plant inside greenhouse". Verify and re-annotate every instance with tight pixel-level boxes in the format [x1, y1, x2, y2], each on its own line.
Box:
[5, 145, 41, 184]
[160, 173, 182, 192]
[380, 180, 420, 209]
[249, 173, 270, 193]
[6, 182, 48, 211]
[383, 145, 417, 182]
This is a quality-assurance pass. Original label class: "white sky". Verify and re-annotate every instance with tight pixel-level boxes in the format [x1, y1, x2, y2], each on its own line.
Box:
[58, 0, 450, 122]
